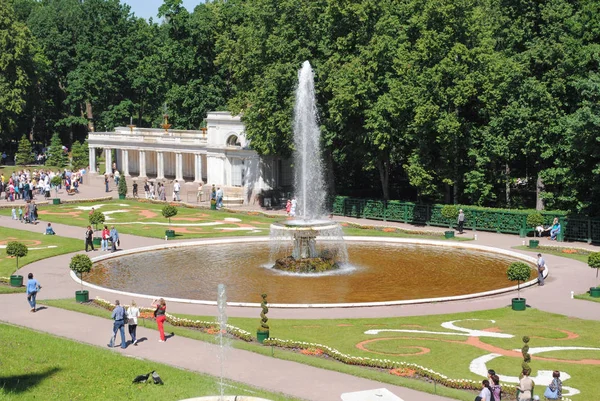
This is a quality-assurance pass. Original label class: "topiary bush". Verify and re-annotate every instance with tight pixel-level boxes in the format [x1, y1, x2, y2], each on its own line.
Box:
[5, 241, 28, 270]
[118, 174, 127, 196]
[441, 205, 459, 228]
[521, 336, 531, 375]
[69, 254, 92, 295]
[526, 213, 544, 237]
[88, 210, 105, 230]
[50, 175, 62, 189]
[507, 262, 532, 299]
[257, 293, 269, 333]
[588, 252, 600, 288]
[162, 204, 178, 224]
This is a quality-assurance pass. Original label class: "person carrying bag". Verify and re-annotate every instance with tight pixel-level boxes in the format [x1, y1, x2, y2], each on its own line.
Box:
[544, 371, 562, 400]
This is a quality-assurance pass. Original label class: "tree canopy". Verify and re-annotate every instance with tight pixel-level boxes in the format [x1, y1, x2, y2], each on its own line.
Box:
[1, 0, 600, 214]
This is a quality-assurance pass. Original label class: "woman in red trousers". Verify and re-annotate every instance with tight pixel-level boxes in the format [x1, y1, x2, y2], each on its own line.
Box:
[152, 298, 167, 342]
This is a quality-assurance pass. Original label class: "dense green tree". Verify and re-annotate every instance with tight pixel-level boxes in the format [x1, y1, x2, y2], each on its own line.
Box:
[45, 132, 66, 167]
[70, 140, 88, 169]
[15, 135, 34, 165]
[0, 0, 38, 146]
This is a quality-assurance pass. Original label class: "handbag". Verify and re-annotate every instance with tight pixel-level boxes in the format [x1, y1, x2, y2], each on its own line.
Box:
[544, 385, 559, 399]
[123, 308, 129, 324]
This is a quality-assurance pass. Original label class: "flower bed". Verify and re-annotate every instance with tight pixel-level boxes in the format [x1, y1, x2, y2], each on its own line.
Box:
[93, 298, 252, 341]
[263, 338, 516, 395]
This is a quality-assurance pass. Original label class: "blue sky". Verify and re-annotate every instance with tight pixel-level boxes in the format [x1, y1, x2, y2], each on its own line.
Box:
[121, 0, 203, 20]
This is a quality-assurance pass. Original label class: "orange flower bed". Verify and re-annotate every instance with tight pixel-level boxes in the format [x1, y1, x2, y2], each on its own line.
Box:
[206, 327, 225, 335]
[389, 367, 416, 377]
[300, 348, 324, 356]
[140, 311, 155, 319]
[562, 249, 578, 254]
[382, 228, 396, 232]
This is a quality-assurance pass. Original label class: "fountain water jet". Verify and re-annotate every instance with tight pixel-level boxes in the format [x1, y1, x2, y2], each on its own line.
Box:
[216, 284, 229, 399]
[270, 61, 347, 272]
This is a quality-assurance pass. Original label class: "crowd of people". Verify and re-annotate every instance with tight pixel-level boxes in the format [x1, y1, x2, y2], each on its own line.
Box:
[475, 368, 563, 401]
[0, 168, 85, 201]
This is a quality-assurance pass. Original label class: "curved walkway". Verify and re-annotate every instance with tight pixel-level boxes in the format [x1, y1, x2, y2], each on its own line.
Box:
[1, 202, 599, 400]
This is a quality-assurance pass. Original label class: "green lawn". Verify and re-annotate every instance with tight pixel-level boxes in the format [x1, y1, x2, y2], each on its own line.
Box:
[0, 199, 467, 241]
[0, 285, 26, 294]
[0, 226, 82, 277]
[574, 292, 600, 303]
[513, 245, 590, 264]
[43, 299, 600, 400]
[0, 323, 299, 401]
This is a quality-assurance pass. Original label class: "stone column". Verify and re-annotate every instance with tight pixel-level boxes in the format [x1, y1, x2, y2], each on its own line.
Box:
[88, 147, 96, 173]
[175, 152, 184, 182]
[194, 154, 203, 183]
[138, 150, 147, 178]
[104, 148, 112, 175]
[122, 150, 130, 176]
[156, 151, 164, 180]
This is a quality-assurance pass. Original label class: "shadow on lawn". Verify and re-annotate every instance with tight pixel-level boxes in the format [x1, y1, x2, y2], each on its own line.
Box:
[0, 367, 60, 394]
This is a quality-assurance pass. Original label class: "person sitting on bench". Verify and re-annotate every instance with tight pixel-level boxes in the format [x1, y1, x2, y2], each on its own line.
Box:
[549, 218, 561, 240]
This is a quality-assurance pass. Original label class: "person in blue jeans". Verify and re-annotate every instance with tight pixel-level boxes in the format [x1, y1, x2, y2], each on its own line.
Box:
[26, 273, 41, 312]
[109, 300, 127, 349]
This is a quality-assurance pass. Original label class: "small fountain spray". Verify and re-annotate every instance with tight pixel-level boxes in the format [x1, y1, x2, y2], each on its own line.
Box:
[216, 283, 228, 400]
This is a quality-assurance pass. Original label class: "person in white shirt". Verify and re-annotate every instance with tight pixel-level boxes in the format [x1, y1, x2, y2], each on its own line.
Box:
[476, 379, 492, 401]
[173, 180, 181, 201]
[127, 300, 140, 346]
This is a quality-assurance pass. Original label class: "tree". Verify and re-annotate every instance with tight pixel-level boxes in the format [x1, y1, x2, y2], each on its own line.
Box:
[89, 210, 105, 230]
[507, 262, 532, 300]
[162, 205, 178, 224]
[117, 175, 127, 197]
[588, 252, 600, 288]
[441, 205, 459, 229]
[15, 135, 34, 165]
[70, 140, 88, 169]
[6, 241, 28, 270]
[526, 213, 544, 237]
[0, 0, 38, 145]
[69, 254, 92, 295]
[45, 132, 66, 167]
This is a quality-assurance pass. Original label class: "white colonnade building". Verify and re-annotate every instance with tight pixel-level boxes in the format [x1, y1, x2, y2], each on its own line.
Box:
[87, 112, 292, 203]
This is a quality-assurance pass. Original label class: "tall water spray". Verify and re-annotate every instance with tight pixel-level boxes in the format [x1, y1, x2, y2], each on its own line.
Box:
[293, 61, 326, 220]
[268, 61, 347, 272]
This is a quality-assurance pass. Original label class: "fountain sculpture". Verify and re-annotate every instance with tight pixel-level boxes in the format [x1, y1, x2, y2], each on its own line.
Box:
[270, 61, 347, 273]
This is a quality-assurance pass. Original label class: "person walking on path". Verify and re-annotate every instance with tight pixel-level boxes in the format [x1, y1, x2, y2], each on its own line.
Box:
[173, 180, 181, 201]
[101, 225, 110, 251]
[127, 300, 140, 346]
[104, 174, 109, 192]
[537, 253, 546, 286]
[110, 226, 120, 252]
[132, 181, 138, 198]
[26, 273, 41, 312]
[457, 209, 465, 234]
[109, 300, 127, 349]
[85, 225, 95, 252]
[152, 298, 167, 342]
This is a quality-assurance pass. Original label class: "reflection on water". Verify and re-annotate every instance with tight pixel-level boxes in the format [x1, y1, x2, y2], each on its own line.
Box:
[89, 243, 528, 304]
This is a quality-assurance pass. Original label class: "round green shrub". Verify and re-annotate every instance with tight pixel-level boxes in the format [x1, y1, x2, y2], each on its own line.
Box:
[118, 175, 127, 196]
[6, 241, 28, 270]
[526, 213, 544, 228]
[69, 254, 93, 293]
[441, 205, 459, 221]
[162, 205, 178, 224]
[507, 262, 531, 283]
[588, 252, 600, 269]
[89, 210, 105, 227]
[50, 175, 62, 187]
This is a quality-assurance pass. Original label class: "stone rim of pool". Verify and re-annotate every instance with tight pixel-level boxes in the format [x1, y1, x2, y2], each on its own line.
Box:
[74, 236, 543, 308]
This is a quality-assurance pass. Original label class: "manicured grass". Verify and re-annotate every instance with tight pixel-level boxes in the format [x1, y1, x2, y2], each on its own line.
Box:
[574, 293, 600, 303]
[0, 285, 26, 294]
[0, 199, 473, 242]
[0, 226, 82, 277]
[43, 299, 600, 400]
[513, 245, 590, 263]
[0, 323, 299, 401]
[41, 299, 476, 401]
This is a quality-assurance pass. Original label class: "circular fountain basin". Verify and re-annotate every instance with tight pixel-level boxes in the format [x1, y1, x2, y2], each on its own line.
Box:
[83, 237, 537, 307]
